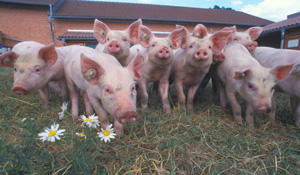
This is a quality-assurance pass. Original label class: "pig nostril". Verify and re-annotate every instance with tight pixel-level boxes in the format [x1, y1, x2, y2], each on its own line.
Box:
[204, 52, 208, 56]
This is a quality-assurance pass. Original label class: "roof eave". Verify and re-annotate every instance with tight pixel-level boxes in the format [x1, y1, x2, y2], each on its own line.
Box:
[0, 0, 50, 6]
[262, 23, 300, 34]
[52, 15, 266, 27]
[57, 37, 96, 40]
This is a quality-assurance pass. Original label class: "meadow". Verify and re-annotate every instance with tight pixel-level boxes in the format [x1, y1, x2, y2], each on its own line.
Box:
[0, 69, 300, 174]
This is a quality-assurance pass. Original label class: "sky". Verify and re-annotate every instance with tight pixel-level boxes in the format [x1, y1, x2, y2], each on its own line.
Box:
[92, 0, 300, 22]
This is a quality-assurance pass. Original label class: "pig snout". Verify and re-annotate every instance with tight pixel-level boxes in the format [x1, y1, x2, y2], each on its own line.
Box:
[194, 48, 209, 60]
[108, 41, 121, 53]
[157, 47, 170, 59]
[214, 52, 226, 62]
[257, 104, 271, 114]
[12, 84, 30, 95]
[246, 41, 258, 53]
[118, 111, 137, 124]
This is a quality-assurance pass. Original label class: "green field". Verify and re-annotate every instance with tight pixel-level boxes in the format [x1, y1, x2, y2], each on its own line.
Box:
[0, 71, 299, 174]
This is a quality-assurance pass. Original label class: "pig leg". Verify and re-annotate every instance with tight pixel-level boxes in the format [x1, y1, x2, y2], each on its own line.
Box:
[88, 95, 110, 130]
[267, 96, 276, 124]
[187, 83, 201, 112]
[59, 79, 69, 103]
[114, 120, 124, 137]
[66, 78, 79, 117]
[159, 79, 171, 114]
[217, 78, 227, 107]
[226, 87, 243, 124]
[38, 86, 50, 110]
[245, 104, 254, 127]
[290, 97, 300, 127]
[174, 80, 186, 109]
[83, 92, 94, 115]
[139, 78, 149, 109]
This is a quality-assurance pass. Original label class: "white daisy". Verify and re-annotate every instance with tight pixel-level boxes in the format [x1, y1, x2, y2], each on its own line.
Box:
[38, 123, 66, 142]
[59, 102, 68, 120]
[97, 124, 117, 143]
[75, 132, 86, 139]
[80, 114, 100, 128]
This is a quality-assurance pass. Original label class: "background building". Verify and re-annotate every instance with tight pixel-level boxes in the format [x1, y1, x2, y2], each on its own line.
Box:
[0, 0, 273, 51]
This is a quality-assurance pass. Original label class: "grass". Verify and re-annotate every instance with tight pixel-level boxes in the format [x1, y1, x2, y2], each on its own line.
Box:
[0, 70, 300, 174]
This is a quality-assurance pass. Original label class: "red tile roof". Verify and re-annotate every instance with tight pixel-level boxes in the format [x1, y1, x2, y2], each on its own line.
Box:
[53, 0, 273, 26]
[263, 16, 300, 32]
[0, 0, 59, 5]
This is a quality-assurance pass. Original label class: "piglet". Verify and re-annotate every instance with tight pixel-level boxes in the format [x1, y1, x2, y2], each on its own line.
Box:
[63, 46, 144, 136]
[171, 25, 231, 111]
[137, 25, 184, 114]
[252, 47, 300, 127]
[0, 41, 69, 109]
[217, 43, 293, 126]
[94, 19, 142, 66]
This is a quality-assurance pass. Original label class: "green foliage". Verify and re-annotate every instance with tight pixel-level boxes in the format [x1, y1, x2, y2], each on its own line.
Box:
[0, 71, 300, 174]
[210, 5, 235, 11]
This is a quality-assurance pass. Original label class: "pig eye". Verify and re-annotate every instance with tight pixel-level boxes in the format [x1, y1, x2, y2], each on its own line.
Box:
[130, 84, 136, 93]
[233, 38, 238, 41]
[248, 83, 256, 91]
[107, 38, 110, 41]
[103, 85, 114, 95]
[189, 45, 193, 48]
[34, 65, 41, 74]
[123, 38, 128, 42]
[152, 44, 155, 47]
[208, 46, 212, 49]
[14, 67, 17, 72]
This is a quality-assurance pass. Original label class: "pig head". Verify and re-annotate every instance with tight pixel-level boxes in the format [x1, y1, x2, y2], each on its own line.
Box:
[0, 41, 67, 109]
[94, 19, 142, 66]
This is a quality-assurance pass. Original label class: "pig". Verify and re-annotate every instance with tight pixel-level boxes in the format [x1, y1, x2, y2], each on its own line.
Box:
[171, 25, 231, 111]
[198, 25, 262, 95]
[137, 25, 184, 114]
[251, 47, 300, 127]
[93, 19, 142, 66]
[0, 41, 69, 109]
[217, 43, 293, 126]
[63, 45, 144, 136]
[222, 25, 262, 52]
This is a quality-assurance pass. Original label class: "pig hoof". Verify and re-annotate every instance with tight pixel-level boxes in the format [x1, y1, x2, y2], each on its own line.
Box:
[141, 104, 148, 109]
[164, 107, 171, 114]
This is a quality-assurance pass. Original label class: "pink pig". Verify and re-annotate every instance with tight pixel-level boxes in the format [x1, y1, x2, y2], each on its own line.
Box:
[251, 47, 300, 127]
[137, 25, 184, 114]
[63, 45, 144, 136]
[94, 19, 142, 66]
[217, 43, 293, 126]
[171, 25, 231, 111]
[0, 41, 70, 109]
[222, 25, 262, 52]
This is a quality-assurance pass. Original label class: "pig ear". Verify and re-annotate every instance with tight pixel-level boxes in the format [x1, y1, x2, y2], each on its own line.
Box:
[270, 64, 294, 80]
[168, 27, 185, 49]
[127, 51, 144, 81]
[192, 24, 208, 39]
[126, 19, 142, 44]
[290, 64, 300, 76]
[0, 51, 18, 68]
[222, 26, 236, 33]
[175, 25, 190, 49]
[138, 25, 154, 48]
[234, 69, 252, 80]
[209, 31, 231, 53]
[94, 19, 111, 44]
[245, 27, 263, 41]
[80, 53, 105, 85]
[38, 43, 58, 66]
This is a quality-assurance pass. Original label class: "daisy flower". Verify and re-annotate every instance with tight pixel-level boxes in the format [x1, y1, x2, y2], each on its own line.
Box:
[75, 132, 86, 139]
[38, 123, 66, 142]
[80, 114, 100, 128]
[59, 102, 68, 120]
[97, 124, 117, 143]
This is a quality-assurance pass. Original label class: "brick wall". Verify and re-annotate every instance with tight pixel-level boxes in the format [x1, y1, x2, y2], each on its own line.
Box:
[1, 2, 250, 48]
[0, 3, 52, 47]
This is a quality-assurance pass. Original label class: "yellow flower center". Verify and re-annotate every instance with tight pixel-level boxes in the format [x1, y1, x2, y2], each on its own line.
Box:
[103, 130, 110, 136]
[80, 133, 84, 136]
[48, 131, 57, 137]
[86, 118, 92, 122]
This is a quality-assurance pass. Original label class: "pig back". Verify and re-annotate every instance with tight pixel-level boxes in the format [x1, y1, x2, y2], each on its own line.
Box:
[252, 46, 300, 68]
